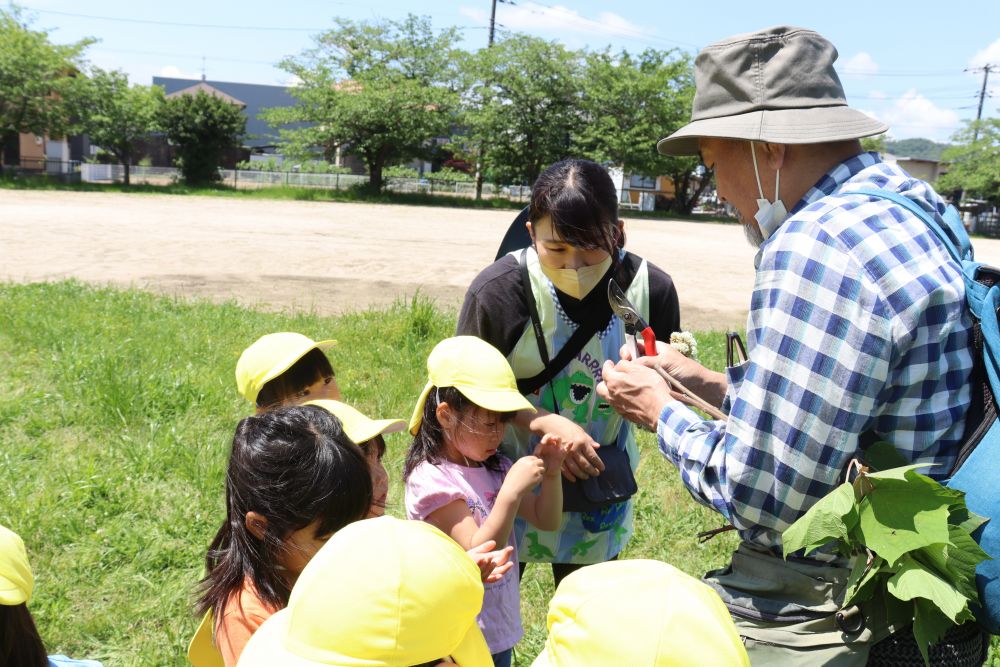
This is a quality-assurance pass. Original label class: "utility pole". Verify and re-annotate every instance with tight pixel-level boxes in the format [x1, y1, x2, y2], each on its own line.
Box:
[475, 0, 500, 200]
[971, 64, 994, 143]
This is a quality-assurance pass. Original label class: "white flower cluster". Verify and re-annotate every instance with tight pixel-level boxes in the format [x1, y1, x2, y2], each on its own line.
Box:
[669, 331, 698, 360]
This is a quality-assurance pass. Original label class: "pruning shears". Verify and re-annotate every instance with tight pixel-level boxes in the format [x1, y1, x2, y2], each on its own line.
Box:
[608, 279, 657, 358]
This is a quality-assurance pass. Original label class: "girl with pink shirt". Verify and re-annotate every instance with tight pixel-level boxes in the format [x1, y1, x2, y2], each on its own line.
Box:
[404, 336, 568, 667]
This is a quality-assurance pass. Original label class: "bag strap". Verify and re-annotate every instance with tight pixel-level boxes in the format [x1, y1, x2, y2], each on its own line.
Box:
[516, 248, 611, 401]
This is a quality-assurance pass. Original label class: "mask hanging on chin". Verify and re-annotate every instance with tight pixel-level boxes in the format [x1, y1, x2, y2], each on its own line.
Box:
[540, 255, 613, 300]
[750, 141, 787, 239]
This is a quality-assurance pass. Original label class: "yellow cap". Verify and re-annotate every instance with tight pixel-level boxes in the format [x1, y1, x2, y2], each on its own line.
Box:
[409, 336, 535, 435]
[237, 516, 492, 667]
[0, 524, 33, 606]
[531, 560, 749, 667]
[303, 400, 405, 444]
[235, 333, 336, 406]
[187, 610, 225, 667]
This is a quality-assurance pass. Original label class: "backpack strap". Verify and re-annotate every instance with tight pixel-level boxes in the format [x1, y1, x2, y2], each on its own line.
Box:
[852, 189, 972, 263]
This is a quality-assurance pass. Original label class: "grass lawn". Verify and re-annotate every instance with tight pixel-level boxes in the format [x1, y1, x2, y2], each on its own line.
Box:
[0, 281, 995, 665]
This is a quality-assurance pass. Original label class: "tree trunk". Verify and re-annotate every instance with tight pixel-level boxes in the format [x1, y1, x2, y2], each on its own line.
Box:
[369, 156, 383, 193]
[122, 149, 131, 186]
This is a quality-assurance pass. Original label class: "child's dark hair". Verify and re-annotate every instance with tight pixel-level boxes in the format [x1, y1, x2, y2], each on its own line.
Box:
[197, 405, 372, 617]
[256, 348, 334, 410]
[404, 386, 515, 480]
[529, 159, 623, 256]
[0, 604, 47, 667]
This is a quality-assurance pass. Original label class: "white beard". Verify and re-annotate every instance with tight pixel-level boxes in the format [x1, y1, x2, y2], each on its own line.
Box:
[744, 221, 766, 249]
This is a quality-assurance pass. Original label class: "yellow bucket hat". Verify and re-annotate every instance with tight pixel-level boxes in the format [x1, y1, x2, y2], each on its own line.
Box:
[0, 524, 34, 606]
[237, 516, 492, 667]
[409, 336, 535, 435]
[531, 560, 749, 667]
[303, 400, 406, 444]
[235, 332, 336, 406]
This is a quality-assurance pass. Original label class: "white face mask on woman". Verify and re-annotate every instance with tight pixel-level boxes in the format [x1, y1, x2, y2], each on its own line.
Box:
[539, 255, 613, 299]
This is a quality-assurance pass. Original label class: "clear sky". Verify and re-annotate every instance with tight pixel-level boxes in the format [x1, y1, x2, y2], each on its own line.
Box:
[15, 0, 1000, 143]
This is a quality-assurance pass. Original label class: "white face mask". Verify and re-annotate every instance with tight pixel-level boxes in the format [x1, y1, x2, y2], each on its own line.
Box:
[540, 255, 613, 299]
[750, 141, 787, 239]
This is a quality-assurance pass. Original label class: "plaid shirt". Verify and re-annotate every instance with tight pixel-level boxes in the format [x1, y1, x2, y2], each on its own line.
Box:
[657, 152, 974, 553]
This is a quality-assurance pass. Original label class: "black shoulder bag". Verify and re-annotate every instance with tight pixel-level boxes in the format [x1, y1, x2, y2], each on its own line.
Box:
[517, 248, 637, 513]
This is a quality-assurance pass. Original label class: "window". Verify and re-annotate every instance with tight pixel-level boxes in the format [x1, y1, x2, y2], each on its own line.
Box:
[629, 174, 656, 189]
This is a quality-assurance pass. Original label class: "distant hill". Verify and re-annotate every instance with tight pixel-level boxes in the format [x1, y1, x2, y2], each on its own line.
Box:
[886, 138, 950, 161]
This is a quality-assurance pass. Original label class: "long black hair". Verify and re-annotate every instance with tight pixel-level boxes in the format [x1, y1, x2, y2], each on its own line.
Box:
[197, 405, 372, 617]
[0, 604, 47, 667]
[529, 159, 623, 256]
[403, 386, 514, 480]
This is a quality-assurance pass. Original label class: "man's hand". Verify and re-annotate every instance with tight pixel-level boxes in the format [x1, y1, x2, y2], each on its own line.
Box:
[621, 340, 727, 408]
[596, 359, 673, 430]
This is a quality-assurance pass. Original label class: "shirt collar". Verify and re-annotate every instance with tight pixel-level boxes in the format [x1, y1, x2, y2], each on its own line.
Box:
[789, 151, 883, 215]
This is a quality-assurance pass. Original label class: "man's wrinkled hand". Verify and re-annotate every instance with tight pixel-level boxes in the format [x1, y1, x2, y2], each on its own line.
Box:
[597, 359, 673, 430]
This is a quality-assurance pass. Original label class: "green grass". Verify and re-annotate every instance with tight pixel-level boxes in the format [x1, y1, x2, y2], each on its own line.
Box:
[0, 281, 995, 665]
[0, 174, 736, 222]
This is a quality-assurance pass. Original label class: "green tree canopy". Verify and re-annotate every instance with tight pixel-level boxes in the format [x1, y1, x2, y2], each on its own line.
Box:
[455, 36, 581, 186]
[159, 90, 245, 186]
[265, 15, 460, 192]
[936, 119, 1000, 204]
[69, 68, 164, 185]
[0, 6, 93, 169]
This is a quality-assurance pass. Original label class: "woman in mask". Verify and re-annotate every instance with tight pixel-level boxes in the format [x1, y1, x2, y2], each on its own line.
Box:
[457, 158, 682, 589]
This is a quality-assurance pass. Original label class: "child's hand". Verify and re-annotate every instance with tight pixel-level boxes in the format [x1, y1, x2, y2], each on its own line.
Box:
[502, 455, 546, 498]
[532, 434, 569, 477]
[467, 540, 514, 584]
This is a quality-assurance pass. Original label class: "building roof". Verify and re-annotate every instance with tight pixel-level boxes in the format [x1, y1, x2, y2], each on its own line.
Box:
[164, 81, 246, 107]
[153, 76, 309, 149]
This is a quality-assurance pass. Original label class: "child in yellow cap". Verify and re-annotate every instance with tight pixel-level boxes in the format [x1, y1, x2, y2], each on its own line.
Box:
[404, 336, 569, 667]
[0, 523, 104, 667]
[235, 332, 340, 413]
[197, 405, 373, 667]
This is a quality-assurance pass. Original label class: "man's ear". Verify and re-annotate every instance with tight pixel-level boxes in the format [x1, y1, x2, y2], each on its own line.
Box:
[246, 511, 268, 541]
[436, 401, 457, 430]
[761, 142, 787, 171]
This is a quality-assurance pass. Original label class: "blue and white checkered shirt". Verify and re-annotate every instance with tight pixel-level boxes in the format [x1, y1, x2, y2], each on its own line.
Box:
[657, 152, 974, 553]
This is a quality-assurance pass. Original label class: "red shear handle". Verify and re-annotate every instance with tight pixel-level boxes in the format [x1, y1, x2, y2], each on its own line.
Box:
[639, 327, 657, 357]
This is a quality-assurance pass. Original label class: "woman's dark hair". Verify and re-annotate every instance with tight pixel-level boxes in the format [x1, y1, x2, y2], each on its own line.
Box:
[197, 405, 373, 617]
[529, 159, 623, 256]
[256, 348, 334, 410]
[0, 604, 47, 667]
[403, 386, 514, 480]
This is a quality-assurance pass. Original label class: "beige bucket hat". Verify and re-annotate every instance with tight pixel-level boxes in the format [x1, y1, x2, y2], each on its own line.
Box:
[657, 25, 888, 156]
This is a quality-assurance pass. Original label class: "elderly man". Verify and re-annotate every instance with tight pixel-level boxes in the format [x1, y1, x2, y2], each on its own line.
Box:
[597, 26, 989, 665]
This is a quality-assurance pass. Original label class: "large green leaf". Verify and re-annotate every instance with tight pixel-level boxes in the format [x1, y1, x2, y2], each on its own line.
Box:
[862, 441, 911, 471]
[912, 526, 991, 601]
[857, 477, 952, 566]
[911, 598, 959, 667]
[886, 555, 971, 623]
[864, 463, 935, 481]
[782, 482, 857, 555]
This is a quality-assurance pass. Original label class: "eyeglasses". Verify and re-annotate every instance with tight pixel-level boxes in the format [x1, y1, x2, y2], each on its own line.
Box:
[726, 331, 747, 368]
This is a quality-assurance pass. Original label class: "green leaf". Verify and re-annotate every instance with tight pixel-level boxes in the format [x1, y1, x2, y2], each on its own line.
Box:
[911, 526, 991, 601]
[886, 555, 971, 623]
[862, 441, 911, 471]
[912, 598, 956, 667]
[844, 553, 886, 607]
[864, 463, 937, 481]
[782, 482, 857, 555]
[856, 477, 952, 566]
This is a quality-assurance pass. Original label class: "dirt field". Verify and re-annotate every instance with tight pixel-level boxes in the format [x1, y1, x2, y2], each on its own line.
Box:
[5, 190, 1000, 331]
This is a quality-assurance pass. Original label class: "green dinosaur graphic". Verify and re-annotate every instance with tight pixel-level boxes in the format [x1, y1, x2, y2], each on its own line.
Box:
[525, 532, 556, 560]
[571, 538, 599, 558]
[540, 370, 593, 424]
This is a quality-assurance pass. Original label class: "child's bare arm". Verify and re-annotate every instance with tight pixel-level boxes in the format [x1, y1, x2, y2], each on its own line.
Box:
[424, 477, 525, 551]
[517, 435, 568, 531]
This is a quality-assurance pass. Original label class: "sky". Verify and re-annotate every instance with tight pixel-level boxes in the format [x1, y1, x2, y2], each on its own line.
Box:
[14, 0, 1000, 144]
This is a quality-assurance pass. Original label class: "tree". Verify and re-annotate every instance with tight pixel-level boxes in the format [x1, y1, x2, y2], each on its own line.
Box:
[0, 6, 92, 171]
[860, 134, 887, 154]
[574, 48, 708, 214]
[159, 91, 245, 185]
[936, 119, 1000, 205]
[265, 15, 460, 192]
[455, 36, 581, 186]
[70, 68, 164, 185]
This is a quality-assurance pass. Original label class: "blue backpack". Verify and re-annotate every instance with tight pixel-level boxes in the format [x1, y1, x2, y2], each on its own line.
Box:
[856, 188, 999, 634]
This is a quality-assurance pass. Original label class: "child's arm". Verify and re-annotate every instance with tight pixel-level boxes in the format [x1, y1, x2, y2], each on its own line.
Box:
[424, 457, 547, 551]
[516, 434, 568, 531]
